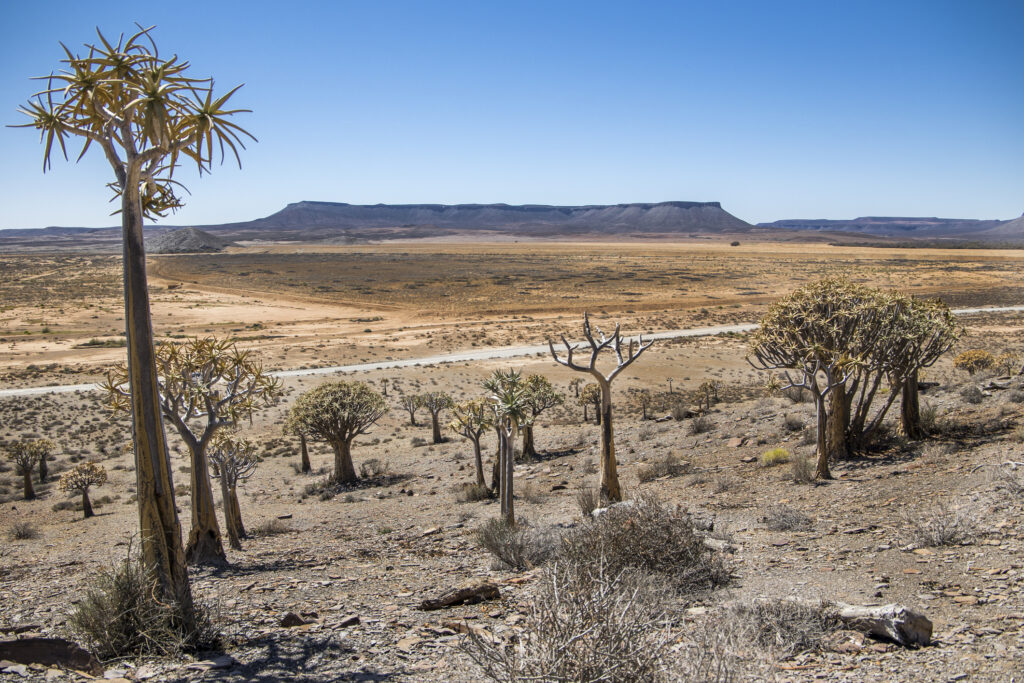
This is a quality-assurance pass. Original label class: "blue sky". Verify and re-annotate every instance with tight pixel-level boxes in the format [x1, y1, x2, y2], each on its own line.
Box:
[1, 0, 1021, 229]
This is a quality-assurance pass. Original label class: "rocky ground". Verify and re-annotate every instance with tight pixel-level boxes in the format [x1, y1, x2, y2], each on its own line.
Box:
[2, 317, 1024, 681]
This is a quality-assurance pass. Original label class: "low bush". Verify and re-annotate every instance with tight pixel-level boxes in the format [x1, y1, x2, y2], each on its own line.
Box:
[358, 458, 389, 478]
[575, 486, 600, 517]
[728, 599, 842, 656]
[761, 505, 813, 531]
[789, 453, 814, 483]
[688, 415, 714, 435]
[475, 518, 558, 571]
[636, 453, 690, 483]
[251, 519, 292, 537]
[782, 413, 804, 432]
[900, 505, 978, 547]
[560, 495, 729, 593]
[69, 550, 218, 659]
[960, 385, 985, 405]
[761, 448, 790, 466]
[7, 521, 39, 540]
[462, 557, 671, 683]
[954, 349, 995, 375]
[454, 482, 491, 503]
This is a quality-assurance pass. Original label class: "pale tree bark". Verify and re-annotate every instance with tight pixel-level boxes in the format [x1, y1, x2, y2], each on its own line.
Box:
[299, 433, 311, 474]
[229, 487, 246, 538]
[901, 370, 924, 439]
[182, 431, 226, 565]
[470, 437, 485, 487]
[826, 384, 850, 462]
[597, 381, 621, 501]
[332, 440, 358, 483]
[218, 474, 241, 550]
[121, 191, 195, 621]
[521, 425, 536, 459]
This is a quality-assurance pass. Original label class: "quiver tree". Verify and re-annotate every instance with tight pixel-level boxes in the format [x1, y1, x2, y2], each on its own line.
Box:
[422, 392, 454, 444]
[290, 381, 388, 484]
[892, 298, 959, 439]
[748, 278, 879, 479]
[208, 432, 259, 550]
[521, 374, 564, 458]
[954, 349, 995, 376]
[549, 314, 654, 502]
[105, 337, 281, 565]
[6, 439, 52, 500]
[696, 380, 720, 414]
[400, 394, 424, 427]
[16, 25, 255, 620]
[58, 461, 107, 518]
[578, 383, 601, 424]
[283, 409, 312, 474]
[485, 369, 528, 524]
[569, 377, 583, 398]
[36, 438, 55, 483]
[449, 399, 493, 487]
[628, 387, 652, 420]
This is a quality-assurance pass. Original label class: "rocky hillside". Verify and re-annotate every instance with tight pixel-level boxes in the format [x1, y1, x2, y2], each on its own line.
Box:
[148, 227, 233, 254]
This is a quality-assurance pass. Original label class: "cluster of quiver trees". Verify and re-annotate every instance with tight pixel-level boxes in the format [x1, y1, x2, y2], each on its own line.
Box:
[748, 278, 960, 480]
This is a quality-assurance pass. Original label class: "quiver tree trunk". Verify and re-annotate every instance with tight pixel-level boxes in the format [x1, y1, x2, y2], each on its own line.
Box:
[185, 442, 226, 565]
[218, 475, 241, 550]
[901, 370, 924, 439]
[332, 440, 358, 483]
[121, 197, 196, 624]
[22, 470, 35, 500]
[229, 487, 246, 538]
[814, 393, 832, 480]
[38, 455, 48, 484]
[827, 386, 850, 462]
[521, 425, 536, 459]
[582, 404, 589, 423]
[599, 396, 622, 502]
[499, 428, 516, 525]
[431, 414, 443, 444]
[299, 433, 311, 474]
[594, 402, 602, 425]
[471, 438, 485, 487]
[490, 449, 501, 493]
[82, 490, 94, 518]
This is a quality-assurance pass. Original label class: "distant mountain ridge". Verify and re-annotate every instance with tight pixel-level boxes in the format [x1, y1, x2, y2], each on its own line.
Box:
[757, 216, 1008, 238]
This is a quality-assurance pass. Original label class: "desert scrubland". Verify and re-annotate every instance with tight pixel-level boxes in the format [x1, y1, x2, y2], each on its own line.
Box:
[2, 241, 1024, 681]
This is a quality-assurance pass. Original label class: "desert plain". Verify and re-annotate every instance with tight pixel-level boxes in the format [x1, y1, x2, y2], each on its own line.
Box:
[2, 239, 1024, 681]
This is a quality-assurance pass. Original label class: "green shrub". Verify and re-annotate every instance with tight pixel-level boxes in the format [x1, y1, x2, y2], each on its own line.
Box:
[761, 448, 790, 466]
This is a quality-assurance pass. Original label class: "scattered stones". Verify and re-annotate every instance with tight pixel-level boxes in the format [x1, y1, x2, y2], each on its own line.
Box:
[0, 638, 102, 676]
[418, 583, 501, 611]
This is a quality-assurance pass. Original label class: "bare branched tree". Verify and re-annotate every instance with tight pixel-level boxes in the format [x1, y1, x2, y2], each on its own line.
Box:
[283, 409, 312, 474]
[106, 337, 281, 565]
[290, 381, 388, 483]
[449, 399, 494, 487]
[208, 432, 259, 550]
[5, 439, 53, 500]
[549, 314, 653, 502]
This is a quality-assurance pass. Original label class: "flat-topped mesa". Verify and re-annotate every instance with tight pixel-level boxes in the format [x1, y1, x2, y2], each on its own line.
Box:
[242, 200, 748, 235]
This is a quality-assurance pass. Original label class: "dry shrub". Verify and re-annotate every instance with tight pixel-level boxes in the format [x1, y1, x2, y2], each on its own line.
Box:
[727, 599, 842, 656]
[561, 495, 729, 593]
[959, 385, 985, 405]
[358, 458, 389, 478]
[993, 465, 1024, 497]
[636, 452, 690, 483]
[688, 415, 714, 435]
[7, 521, 39, 540]
[782, 386, 812, 403]
[475, 518, 558, 571]
[782, 413, 804, 432]
[954, 349, 995, 375]
[251, 518, 291, 537]
[900, 505, 978, 547]
[69, 550, 218, 659]
[789, 453, 814, 484]
[575, 487, 600, 517]
[462, 557, 671, 682]
[454, 482, 491, 503]
[761, 505, 813, 531]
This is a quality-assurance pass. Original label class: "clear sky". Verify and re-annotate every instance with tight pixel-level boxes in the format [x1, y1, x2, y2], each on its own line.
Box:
[1, 0, 1021, 229]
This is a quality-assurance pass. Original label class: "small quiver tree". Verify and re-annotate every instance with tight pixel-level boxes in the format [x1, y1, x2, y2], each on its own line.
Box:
[449, 399, 493, 487]
[521, 374, 564, 459]
[578, 383, 601, 424]
[290, 381, 388, 484]
[422, 392, 454, 444]
[893, 298, 959, 439]
[696, 380, 720, 414]
[35, 437, 55, 483]
[283, 408, 312, 474]
[6, 439, 52, 500]
[400, 394, 424, 427]
[58, 462, 107, 519]
[485, 369, 528, 523]
[628, 387, 652, 420]
[954, 349, 995, 376]
[105, 337, 281, 566]
[549, 314, 653, 503]
[208, 432, 259, 550]
[747, 278, 875, 480]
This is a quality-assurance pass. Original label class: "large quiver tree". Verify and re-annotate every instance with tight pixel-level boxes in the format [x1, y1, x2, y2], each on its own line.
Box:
[748, 278, 878, 480]
[422, 392, 454, 444]
[485, 369, 528, 524]
[549, 314, 653, 502]
[16, 25, 254, 618]
[290, 381, 388, 484]
[106, 337, 281, 565]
